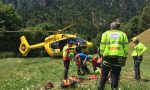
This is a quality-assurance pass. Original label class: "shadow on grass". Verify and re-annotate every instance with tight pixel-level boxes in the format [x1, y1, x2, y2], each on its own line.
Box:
[51, 56, 62, 59]
[141, 79, 150, 82]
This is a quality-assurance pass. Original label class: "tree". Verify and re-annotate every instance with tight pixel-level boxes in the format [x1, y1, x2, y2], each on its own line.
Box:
[138, 6, 150, 32]
[0, 3, 22, 53]
[0, 3, 22, 31]
[121, 5, 150, 39]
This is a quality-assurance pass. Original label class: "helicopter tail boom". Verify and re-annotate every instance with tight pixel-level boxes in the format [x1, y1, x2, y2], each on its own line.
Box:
[19, 36, 45, 56]
[19, 36, 31, 56]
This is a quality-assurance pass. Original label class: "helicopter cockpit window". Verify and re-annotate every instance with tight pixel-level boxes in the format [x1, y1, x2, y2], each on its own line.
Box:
[74, 38, 86, 45]
[58, 39, 68, 52]
[67, 38, 86, 45]
[50, 42, 59, 49]
[50, 39, 68, 52]
[67, 38, 75, 44]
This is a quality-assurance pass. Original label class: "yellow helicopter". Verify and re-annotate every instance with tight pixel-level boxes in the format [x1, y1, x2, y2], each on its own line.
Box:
[19, 22, 93, 57]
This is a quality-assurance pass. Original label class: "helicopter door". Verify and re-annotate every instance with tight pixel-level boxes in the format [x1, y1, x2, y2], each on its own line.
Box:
[50, 41, 61, 56]
[58, 39, 67, 52]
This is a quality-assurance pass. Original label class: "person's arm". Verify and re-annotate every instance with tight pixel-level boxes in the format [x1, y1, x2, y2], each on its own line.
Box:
[97, 57, 103, 63]
[83, 56, 88, 64]
[75, 54, 79, 61]
[139, 43, 147, 56]
[66, 48, 70, 56]
[100, 32, 107, 56]
[123, 33, 129, 58]
[122, 33, 128, 66]
[142, 45, 147, 54]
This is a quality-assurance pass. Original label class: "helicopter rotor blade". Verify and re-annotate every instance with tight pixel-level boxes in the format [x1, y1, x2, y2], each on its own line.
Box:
[56, 23, 76, 34]
[0, 30, 56, 33]
[0, 17, 84, 33]
[55, 17, 83, 34]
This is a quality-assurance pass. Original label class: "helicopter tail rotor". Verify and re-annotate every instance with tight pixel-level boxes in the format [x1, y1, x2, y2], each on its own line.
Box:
[19, 36, 31, 56]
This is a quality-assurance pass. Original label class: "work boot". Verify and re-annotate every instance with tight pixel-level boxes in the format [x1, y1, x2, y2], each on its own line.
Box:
[77, 71, 82, 75]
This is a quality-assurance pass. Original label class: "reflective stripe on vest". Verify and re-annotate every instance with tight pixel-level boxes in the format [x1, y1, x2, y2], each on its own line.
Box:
[101, 42, 128, 45]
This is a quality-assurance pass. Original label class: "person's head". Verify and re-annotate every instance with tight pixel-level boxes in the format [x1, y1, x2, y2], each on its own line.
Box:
[77, 41, 81, 46]
[110, 21, 120, 30]
[68, 41, 73, 47]
[132, 37, 139, 44]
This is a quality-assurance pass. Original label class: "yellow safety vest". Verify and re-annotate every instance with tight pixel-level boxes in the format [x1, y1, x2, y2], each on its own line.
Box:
[63, 45, 69, 57]
[100, 30, 128, 57]
[131, 43, 147, 56]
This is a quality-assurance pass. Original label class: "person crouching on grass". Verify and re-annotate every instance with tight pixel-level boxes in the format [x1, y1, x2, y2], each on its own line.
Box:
[62, 41, 73, 81]
[92, 55, 101, 72]
[92, 55, 111, 82]
[75, 53, 92, 75]
[93, 48, 103, 72]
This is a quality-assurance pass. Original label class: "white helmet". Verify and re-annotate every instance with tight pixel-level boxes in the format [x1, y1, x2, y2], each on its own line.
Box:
[132, 37, 138, 42]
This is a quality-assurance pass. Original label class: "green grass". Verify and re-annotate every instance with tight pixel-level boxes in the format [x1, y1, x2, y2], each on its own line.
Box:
[0, 55, 150, 90]
[0, 47, 150, 90]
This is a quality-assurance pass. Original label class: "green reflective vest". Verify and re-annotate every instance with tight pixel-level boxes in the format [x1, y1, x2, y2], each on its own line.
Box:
[131, 43, 147, 56]
[100, 30, 128, 57]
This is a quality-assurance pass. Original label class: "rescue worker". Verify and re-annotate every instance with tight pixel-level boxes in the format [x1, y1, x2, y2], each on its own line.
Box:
[92, 55, 101, 72]
[75, 53, 92, 75]
[98, 21, 128, 90]
[92, 50, 110, 82]
[92, 48, 102, 72]
[62, 41, 73, 80]
[131, 37, 147, 80]
[75, 41, 82, 54]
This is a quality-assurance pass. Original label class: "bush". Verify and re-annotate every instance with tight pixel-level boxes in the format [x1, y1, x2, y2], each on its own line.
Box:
[0, 52, 16, 58]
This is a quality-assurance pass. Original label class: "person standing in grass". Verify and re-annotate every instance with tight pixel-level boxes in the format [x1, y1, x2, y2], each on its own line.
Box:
[131, 37, 147, 80]
[62, 41, 73, 80]
[98, 21, 128, 90]
[75, 41, 82, 54]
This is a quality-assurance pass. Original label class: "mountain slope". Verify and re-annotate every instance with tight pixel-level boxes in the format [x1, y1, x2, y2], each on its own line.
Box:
[136, 28, 150, 44]
[129, 28, 150, 55]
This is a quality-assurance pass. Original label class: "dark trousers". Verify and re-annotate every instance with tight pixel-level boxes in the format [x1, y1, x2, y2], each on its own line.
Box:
[81, 64, 90, 73]
[98, 57, 122, 90]
[133, 56, 143, 80]
[76, 61, 90, 74]
[64, 60, 70, 79]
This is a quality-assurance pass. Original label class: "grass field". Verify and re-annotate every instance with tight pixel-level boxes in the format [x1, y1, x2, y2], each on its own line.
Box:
[0, 50, 150, 90]
[1, 29, 150, 90]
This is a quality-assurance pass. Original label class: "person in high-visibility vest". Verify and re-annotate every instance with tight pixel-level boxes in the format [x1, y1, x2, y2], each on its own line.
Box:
[62, 41, 73, 81]
[98, 21, 128, 90]
[131, 37, 147, 80]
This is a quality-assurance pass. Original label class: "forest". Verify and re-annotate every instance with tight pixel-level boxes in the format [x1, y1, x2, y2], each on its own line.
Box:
[0, 0, 150, 57]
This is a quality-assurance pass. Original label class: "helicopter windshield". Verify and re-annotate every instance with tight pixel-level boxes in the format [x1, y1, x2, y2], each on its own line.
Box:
[67, 38, 86, 45]
[50, 37, 87, 52]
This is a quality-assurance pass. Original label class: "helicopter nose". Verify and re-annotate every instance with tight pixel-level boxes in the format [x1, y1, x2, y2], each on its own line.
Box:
[86, 42, 93, 48]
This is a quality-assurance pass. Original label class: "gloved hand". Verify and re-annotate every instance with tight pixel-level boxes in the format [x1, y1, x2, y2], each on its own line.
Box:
[83, 60, 86, 65]
[97, 57, 103, 64]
